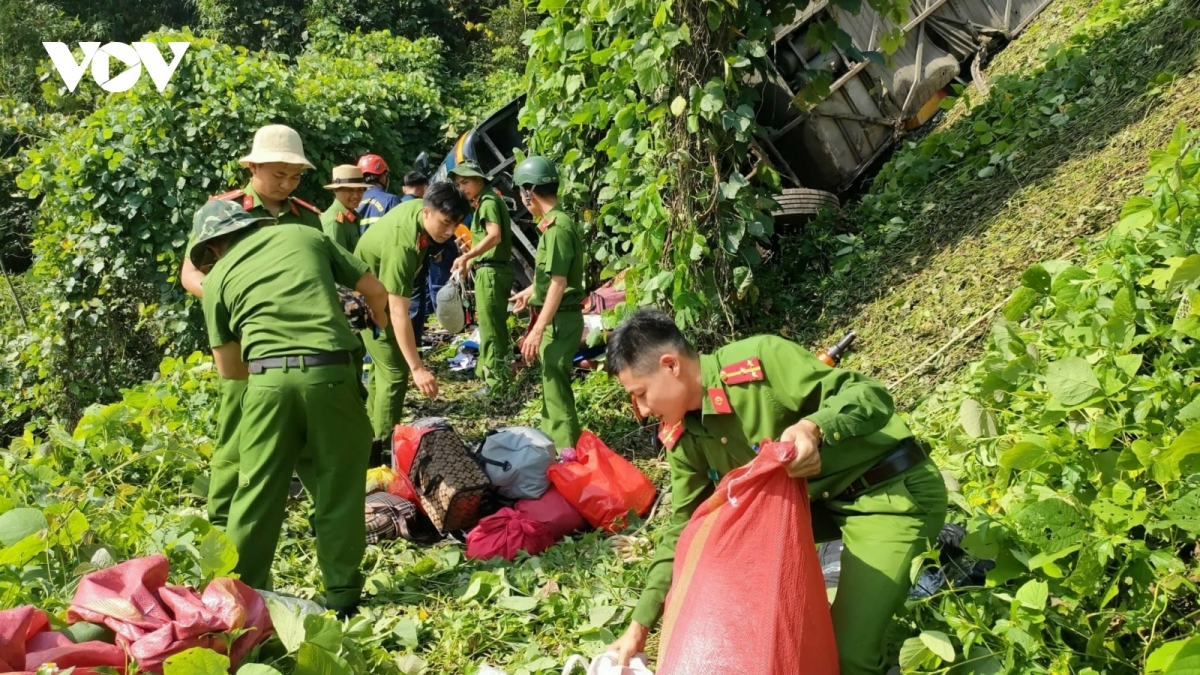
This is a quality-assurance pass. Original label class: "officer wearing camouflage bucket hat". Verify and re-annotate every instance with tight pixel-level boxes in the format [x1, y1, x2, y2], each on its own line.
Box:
[321, 165, 371, 252]
[193, 197, 390, 618]
[179, 124, 323, 532]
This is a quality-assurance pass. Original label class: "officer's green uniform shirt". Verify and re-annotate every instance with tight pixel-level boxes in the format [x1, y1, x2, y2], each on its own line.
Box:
[471, 191, 512, 263]
[321, 200, 361, 252]
[186, 183, 321, 263]
[203, 224, 368, 361]
[531, 207, 584, 308]
[631, 335, 913, 628]
[353, 199, 429, 298]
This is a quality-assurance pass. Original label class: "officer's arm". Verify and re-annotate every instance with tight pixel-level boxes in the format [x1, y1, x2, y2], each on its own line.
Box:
[462, 221, 502, 261]
[762, 336, 895, 442]
[534, 276, 568, 329]
[356, 273, 389, 330]
[388, 294, 424, 371]
[181, 256, 205, 299]
[211, 342, 248, 380]
[630, 444, 712, 629]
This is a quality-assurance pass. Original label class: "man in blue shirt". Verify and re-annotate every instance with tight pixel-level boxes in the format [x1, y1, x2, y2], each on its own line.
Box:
[355, 154, 402, 233]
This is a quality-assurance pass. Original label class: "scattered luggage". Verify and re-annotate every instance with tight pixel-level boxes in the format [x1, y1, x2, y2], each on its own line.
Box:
[656, 441, 838, 675]
[0, 606, 125, 675]
[515, 485, 586, 540]
[475, 427, 556, 500]
[465, 508, 556, 561]
[365, 491, 442, 545]
[390, 418, 490, 533]
[547, 431, 656, 533]
[436, 273, 467, 334]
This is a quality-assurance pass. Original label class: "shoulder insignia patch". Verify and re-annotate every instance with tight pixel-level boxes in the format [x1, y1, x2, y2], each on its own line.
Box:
[291, 197, 322, 214]
[210, 189, 244, 202]
[538, 215, 557, 233]
[707, 387, 733, 414]
[720, 357, 764, 385]
[243, 193, 255, 211]
[658, 421, 683, 451]
[335, 211, 344, 224]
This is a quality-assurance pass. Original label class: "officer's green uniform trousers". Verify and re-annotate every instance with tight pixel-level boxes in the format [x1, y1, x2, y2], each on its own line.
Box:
[206, 378, 246, 527]
[813, 460, 947, 675]
[537, 308, 583, 450]
[474, 265, 513, 390]
[363, 327, 409, 440]
[225, 361, 371, 609]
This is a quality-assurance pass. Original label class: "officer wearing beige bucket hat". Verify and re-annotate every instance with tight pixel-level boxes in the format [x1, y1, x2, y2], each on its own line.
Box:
[321, 165, 372, 252]
[179, 123, 323, 531]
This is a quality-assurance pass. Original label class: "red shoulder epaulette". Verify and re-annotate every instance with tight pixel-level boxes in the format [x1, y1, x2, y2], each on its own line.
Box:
[707, 387, 733, 414]
[658, 421, 683, 451]
[208, 189, 245, 202]
[335, 211, 344, 224]
[720, 358, 765, 385]
[291, 197, 322, 215]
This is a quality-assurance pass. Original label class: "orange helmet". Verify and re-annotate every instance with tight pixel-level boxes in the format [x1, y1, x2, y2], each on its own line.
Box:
[357, 154, 388, 175]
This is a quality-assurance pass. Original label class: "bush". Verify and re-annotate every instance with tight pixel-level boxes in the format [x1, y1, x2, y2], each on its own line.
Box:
[5, 29, 448, 426]
[899, 124, 1200, 673]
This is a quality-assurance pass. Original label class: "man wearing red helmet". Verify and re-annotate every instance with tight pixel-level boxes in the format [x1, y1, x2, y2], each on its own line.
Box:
[355, 154, 402, 233]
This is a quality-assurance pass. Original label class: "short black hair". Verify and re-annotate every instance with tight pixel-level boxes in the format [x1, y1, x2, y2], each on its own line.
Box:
[364, 172, 386, 185]
[606, 308, 698, 375]
[423, 181, 471, 223]
[531, 182, 559, 199]
[404, 171, 429, 187]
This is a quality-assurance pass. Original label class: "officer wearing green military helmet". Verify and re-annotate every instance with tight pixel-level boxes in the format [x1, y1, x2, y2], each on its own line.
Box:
[509, 156, 586, 451]
[191, 197, 389, 617]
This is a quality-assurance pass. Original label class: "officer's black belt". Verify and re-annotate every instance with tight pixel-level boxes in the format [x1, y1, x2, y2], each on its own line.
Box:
[837, 438, 927, 501]
[248, 351, 351, 374]
[473, 260, 507, 269]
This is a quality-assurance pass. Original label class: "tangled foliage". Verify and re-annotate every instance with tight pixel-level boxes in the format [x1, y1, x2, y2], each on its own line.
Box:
[900, 125, 1200, 673]
[5, 30, 447, 426]
[520, 0, 906, 340]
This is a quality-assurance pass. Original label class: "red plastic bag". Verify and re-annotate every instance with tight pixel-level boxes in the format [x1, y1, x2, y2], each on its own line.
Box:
[657, 441, 839, 675]
[465, 508, 556, 560]
[547, 431, 656, 532]
[66, 555, 273, 674]
[0, 606, 126, 675]
[388, 424, 434, 507]
[515, 485, 586, 540]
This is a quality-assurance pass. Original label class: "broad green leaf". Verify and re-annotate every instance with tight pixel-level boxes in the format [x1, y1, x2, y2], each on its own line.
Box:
[899, 636, 932, 670]
[238, 667, 283, 675]
[267, 599, 306, 653]
[1012, 498, 1087, 554]
[1045, 357, 1101, 406]
[1176, 396, 1200, 422]
[296, 643, 351, 675]
[959, 398, 999, 438]
[162, 648, 230, 675]
[1148, 638, 1195, 672]
[1113, 353, 1142, 378]
[0, 508, 47, 546]
[197, 527, 238, 578]
[999, 437, 1051, 470]
[1003, 286, 1040, 322]
[0, 532, 46, 566]
[1163, 636, 1200, 673]
[1021, 264, 1052, 294]
[670, 96, 687, 116]
[1154, 423, 1200, 483]
[1115, 195, 1153, 236]
[498, 595, 539, 612]
[920, 630, 955, 662]
[1015, 579, 1048, 610]
[1027, 544, 1080, 570]
[395, 654, 428, 675]
[588, 604, 618, 629]
[393, 618, 420, 648]
[1169, 255, 1200, 294]
[303, 613, 343, 652]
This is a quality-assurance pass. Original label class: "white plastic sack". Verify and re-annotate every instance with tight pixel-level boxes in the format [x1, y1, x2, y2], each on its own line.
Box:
[476, 427, 556, 500]
[562, 652, 654, 675]
[436, 273, 466, 334]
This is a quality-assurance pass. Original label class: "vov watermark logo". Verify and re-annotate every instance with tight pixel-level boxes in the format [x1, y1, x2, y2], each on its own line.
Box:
[42, 42, 191, 93]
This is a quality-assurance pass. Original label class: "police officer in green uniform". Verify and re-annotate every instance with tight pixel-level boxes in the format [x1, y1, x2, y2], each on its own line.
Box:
[179, 124, 323, 529]
[191, 198, 389, 616]
[449, 160, 514, 397]
[353, 181, 471, 441]
[605, 308, 948, 675]
[508, 157, 585, 450]
[321, 165, 370, 251]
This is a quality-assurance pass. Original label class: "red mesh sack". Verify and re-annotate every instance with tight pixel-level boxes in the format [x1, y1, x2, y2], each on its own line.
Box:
[465, 508, 556, 561]
[0, 606, 126, 675]
[67, 555, 273, 674]
[514, 485, 586, 540]
[657, 441, 839, 675]
[546, 431, 656, 532]
[388, 423, 432, 506]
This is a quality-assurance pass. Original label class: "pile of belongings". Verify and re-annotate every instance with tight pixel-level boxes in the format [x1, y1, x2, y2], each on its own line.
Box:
[364, 420, 656, 562]
[447, 329, 481, 372]
[1, 554, 272, 674]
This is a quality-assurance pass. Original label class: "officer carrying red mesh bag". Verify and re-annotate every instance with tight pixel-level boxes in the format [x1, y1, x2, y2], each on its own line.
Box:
[656, 440, 839, 675]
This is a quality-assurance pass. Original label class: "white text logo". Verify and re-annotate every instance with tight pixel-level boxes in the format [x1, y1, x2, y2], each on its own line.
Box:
[43, 42, 190, 93]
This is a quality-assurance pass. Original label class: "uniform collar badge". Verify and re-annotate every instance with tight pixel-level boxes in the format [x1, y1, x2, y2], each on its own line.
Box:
[707, 387, 733, 414]
[418, 233, 429, 250]
[538, 215, 555, 233]
[658, 421, 683, 450]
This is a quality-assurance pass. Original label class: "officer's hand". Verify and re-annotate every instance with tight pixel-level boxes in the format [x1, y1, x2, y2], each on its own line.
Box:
[451, 256, 471, 277]
[412, 367, 439, 400]
[522, 325, 544, 364]
[608, 621, 650, 666]
[780, 419, 823, 478]
[510, 287, 532, 313]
